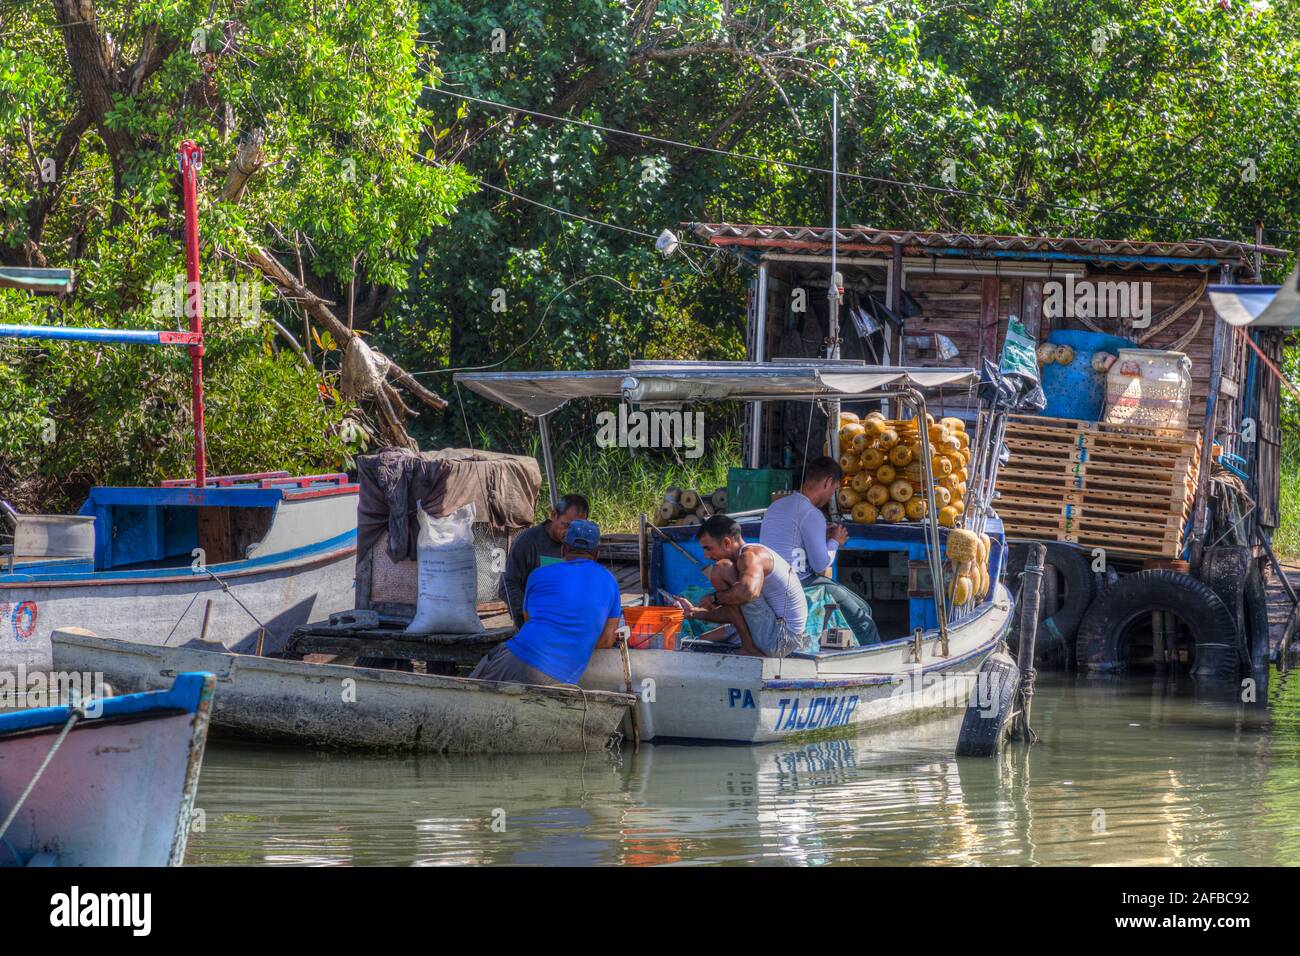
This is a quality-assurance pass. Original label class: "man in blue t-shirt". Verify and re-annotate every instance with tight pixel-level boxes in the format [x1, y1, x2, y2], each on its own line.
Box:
[468, 519, 622, 686]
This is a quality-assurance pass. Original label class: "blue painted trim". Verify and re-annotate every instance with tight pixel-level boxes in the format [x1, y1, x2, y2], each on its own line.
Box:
[3, 557, 94, 575]
[0, 527, 355, 584]
[80, 486, 287, 509]
[926, 248, 1226, 268]
[0, 324, 179, 346]
[0, 672, 213, 736]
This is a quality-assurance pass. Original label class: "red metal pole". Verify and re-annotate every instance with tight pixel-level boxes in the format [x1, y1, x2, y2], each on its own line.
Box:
[179, 141, 207, 487]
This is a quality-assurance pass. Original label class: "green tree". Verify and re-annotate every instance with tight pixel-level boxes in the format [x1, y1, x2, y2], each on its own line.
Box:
[0, 0, 471, 509]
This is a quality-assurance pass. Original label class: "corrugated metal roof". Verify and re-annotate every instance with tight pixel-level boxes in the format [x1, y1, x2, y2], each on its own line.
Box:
[688, 223, 1286, 275]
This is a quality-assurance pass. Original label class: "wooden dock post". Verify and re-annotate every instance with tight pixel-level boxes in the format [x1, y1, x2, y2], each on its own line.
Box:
[1012, 542, 1046, 742]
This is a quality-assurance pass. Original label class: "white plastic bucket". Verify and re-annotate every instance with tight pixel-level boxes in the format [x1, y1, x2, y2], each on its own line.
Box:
[1103, 348, 1192, 432]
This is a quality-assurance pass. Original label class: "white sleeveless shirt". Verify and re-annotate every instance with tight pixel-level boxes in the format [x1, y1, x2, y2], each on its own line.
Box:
[739, 542, 808, 636]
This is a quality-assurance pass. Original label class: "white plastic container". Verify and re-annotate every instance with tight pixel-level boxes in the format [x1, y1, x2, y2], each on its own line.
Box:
[1103, 348, 1193, 433]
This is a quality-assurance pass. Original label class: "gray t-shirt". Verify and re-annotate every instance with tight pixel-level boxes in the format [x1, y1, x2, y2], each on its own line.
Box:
[760, 491, 838, 580]
[498, 521, 564, 626]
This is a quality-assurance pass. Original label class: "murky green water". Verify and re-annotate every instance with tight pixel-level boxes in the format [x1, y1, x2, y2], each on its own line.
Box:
[186, 670, 1300, 866]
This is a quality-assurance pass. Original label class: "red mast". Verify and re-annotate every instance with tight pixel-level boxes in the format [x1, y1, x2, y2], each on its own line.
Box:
[178, 141, 207, 487]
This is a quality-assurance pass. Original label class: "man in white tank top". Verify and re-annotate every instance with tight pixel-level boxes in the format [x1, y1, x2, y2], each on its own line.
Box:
[672, 514, 808, 658]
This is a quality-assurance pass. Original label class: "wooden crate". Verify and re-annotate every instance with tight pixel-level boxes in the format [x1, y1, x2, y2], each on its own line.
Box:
[995, 415, 1201, 559]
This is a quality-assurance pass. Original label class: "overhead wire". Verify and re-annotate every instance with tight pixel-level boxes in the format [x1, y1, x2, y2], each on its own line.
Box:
[427, 86, 1300, 243]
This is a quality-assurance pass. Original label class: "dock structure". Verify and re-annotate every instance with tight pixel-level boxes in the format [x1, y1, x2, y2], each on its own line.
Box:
[1266, 561, 1300, 666]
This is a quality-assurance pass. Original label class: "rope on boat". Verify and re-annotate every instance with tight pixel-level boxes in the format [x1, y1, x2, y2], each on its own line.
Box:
[0, 695, 87, 844]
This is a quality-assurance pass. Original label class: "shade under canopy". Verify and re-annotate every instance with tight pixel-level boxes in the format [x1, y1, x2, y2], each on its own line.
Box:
[456, 361, 978, 417]
[1208, 262, 1300, 328]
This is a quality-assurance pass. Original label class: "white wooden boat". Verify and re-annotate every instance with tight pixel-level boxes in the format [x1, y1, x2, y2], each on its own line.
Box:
[1, 472, 357, 672]
[51, 628, 634, 754]
[458, 361, 1020, 745]
[0, 670, 214, 867]
[580, 583, 1012, 743]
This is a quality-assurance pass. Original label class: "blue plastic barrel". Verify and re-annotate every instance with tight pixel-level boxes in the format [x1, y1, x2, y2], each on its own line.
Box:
[1039, 329, 1135, 421]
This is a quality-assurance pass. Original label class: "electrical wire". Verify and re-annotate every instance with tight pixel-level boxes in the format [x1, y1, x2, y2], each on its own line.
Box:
[429, 86, 1300, 242]
[411, 272, 659, 377]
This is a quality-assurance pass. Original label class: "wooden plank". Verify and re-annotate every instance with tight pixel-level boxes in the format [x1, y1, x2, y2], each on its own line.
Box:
[979, 276, 999, 366]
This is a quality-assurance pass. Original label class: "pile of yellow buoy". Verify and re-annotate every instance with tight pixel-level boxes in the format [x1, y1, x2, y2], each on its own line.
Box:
[834, 411, 971, 527]
[944, 527, 993, 605]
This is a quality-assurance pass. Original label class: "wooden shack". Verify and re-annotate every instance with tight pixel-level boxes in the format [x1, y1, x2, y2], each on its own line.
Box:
[690, 224, 1287, 554]
[690, 223, 1294, 672]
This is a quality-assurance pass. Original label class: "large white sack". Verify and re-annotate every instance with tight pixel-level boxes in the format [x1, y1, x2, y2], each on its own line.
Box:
[404, 503, 484, 635]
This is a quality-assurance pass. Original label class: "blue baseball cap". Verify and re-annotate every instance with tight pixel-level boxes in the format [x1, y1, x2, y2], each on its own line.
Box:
[565, 519, 601, 551]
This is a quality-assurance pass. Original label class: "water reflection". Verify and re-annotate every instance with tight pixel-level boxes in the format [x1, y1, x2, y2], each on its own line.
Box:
[187, 669, 1300, 866]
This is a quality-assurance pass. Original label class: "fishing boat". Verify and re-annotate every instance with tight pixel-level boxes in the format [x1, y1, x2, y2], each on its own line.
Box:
[458, 361, 1019, 744]
[1, 145, 358, 672]
[51, 627, 634, 754]
[0, 670, 214, 867]
[0, 473, 358, 671]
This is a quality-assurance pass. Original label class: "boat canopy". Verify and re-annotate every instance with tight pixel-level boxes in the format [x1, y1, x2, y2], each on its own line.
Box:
[1208, 273, 1300, 329]
[456, 361, 978, 417]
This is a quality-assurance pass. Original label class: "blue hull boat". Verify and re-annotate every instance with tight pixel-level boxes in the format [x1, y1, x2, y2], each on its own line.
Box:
[0, 671, 215, 866]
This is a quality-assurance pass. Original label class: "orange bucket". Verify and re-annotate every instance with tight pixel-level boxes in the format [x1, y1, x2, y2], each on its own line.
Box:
[623, 606, 684, 650]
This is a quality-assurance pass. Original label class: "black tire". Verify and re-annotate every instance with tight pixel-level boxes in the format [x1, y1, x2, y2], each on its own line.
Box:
[955, 651, 1020, 757]
[1075, 570, 1241, 680]
[1007, 542, 1094, 668]
[1199, 546, 1253, 669]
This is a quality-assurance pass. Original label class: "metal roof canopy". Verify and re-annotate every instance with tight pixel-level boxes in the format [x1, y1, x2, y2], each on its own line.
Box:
[1208, 261, 1300, 328]
[689, 223, 1286, 276]
[456, 360, 978, 417]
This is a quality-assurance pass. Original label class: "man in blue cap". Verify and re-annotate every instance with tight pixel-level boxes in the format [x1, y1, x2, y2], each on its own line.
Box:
[469, 518, 623, 686]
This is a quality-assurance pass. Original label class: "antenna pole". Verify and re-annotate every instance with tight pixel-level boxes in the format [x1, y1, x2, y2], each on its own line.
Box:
[826, 93, 843, 517]
[179, 141, 207, 488]
[828, 91, 841, 361]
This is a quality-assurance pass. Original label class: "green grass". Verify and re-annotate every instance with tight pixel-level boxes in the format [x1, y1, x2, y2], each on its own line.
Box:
[536, 430, 740, 532]
[1278, 452, 1300, 558]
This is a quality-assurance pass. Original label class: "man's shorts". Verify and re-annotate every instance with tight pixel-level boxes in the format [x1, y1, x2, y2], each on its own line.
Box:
[468, 645, 561, 685]
[739, 597, 808, 658]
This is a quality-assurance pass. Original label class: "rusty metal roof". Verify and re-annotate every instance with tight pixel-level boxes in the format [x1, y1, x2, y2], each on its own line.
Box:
[688, 223, 1286, 275]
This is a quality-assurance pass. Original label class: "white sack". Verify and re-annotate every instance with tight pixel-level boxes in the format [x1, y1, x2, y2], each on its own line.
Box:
[404, 502, 484, 635]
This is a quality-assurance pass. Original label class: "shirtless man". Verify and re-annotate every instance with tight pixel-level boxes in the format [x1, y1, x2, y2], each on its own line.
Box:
[672, 514, 808, 658]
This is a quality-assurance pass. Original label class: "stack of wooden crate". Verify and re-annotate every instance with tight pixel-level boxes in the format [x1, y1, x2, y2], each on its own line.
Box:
[996, 415, 1202, 559]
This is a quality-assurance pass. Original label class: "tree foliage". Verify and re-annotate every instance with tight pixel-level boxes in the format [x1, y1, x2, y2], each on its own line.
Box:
[3, 0, 1299, 506]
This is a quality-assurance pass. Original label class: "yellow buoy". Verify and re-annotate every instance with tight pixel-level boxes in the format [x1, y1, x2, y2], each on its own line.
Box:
[880, 501, 906, 523]
[851, 501, 878, 523]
